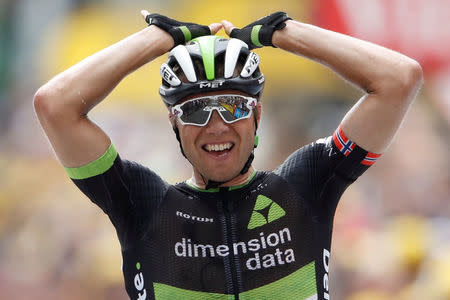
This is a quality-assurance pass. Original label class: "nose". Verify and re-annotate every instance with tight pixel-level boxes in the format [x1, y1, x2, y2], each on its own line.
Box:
[204, 110, 229, 135]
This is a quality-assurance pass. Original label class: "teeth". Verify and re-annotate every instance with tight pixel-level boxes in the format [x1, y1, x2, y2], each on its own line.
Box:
[206, 143, 232, 152]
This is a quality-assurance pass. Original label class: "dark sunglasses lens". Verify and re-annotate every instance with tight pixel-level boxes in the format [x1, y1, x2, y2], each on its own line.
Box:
[178, 96, 253, 125]
[217, 96, 251, 122]
[179, 99, 211, 125]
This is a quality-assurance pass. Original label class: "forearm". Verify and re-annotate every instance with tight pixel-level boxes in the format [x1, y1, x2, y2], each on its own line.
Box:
[272, 20, 422, 97]
[34, 26, 172, 117]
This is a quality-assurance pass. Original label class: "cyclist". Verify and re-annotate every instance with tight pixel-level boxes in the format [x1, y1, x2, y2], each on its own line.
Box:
[34, 10, 422, 300]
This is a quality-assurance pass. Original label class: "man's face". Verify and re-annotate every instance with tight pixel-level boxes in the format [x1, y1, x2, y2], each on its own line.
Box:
[171, 90, 261, 183]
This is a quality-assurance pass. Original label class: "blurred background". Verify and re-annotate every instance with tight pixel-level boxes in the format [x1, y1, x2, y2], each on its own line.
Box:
[0, 0, 449, 299]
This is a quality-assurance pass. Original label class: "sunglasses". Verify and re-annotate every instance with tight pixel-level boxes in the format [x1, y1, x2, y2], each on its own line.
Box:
[171, 94, 257, 126]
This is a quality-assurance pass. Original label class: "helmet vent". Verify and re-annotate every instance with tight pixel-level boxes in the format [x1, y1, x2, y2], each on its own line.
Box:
[159, 37, 264, 107]
[224, 39, 249, 78]
[172, 45, 197, 82]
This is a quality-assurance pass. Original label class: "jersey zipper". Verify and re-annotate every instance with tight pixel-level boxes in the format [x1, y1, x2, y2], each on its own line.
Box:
[227, 195, 245, 299]
[218, 188, 241, 299]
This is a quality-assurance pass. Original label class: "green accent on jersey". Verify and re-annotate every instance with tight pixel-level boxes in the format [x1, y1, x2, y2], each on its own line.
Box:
[148, 18, 153, 24]
[153, 283, 234, 299]
[254, 135, 259, 147]
[136, 262, 141, 270]
[192, 35, 221, 80]
[153, 262, 317, 300]
[247, 195, 286, 229]
[179, 26, 192, 42]
[251, 25, 263, 47]
[185, 170, 257, 192]
[228, 170, 257, 191]
[65, 143, 117, 180]
[247, 211, 267, 230]
[240, 262, 317, 300]
[268, 202, 286, 223]
[254, 194, 272, 210]
[185, 181, 220, 192]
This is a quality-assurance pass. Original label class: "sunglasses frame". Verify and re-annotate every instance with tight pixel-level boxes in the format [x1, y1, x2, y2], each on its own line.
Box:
[171, 94, 257, 126]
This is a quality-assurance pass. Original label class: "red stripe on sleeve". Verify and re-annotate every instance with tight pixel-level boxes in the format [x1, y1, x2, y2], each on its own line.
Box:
[332, 130, 343, 148]
[366, 153, 382, 159]
[337, 125, 349, 142]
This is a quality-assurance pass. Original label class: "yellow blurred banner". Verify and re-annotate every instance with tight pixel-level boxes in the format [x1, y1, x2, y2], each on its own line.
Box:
[39, 1, 339, 107]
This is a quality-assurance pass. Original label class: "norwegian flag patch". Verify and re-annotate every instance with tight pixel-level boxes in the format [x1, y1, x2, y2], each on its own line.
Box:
[333, 126, 355, 156]
[333, 125, 382, 165]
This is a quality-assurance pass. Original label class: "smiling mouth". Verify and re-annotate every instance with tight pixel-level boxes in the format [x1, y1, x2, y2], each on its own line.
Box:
[202, 142, 235, 156]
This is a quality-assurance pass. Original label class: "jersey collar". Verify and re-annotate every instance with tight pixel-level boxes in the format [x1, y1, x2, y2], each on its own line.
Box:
[185, 170, 257, 192]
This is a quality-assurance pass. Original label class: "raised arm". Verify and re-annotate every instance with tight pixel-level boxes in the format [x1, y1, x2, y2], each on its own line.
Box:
[222, 13, 423, 153]
[34, 11, 222, 168]
[272, 20, 422, 153]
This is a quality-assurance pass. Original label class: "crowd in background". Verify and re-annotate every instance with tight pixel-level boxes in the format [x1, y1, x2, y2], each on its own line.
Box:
[0, 0, 449, 299]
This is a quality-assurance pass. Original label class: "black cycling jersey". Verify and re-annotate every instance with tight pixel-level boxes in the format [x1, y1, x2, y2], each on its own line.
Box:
[66, 126, 380, 300]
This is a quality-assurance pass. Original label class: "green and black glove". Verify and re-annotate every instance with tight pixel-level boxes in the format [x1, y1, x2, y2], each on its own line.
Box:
[230, 12, 292, 50]
[145, 13, 211, 46]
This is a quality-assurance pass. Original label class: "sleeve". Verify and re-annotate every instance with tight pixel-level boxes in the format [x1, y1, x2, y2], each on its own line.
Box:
[65, 143, 169, 244]
[274, 125, 381, 221]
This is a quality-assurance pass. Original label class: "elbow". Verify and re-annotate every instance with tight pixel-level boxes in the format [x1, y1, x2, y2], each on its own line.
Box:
[33, 87, 49, 115]
[33, 86, 54, 117]
[374, 59, 424, 101]
[34, 84, 84, 124]
[33, 84, 67, 121]
[404, 59, 424, 92]
[395, 59, 424, 99]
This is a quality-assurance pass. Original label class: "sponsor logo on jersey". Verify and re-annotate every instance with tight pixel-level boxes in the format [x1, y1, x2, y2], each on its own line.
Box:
[247, 195, 286, 229]
[134, 262, 147, 300]
[176, 211, 214, 223]
[323, 249, 330, 300]
[174, 227, 295, 271]
[173, 195, 292, 271]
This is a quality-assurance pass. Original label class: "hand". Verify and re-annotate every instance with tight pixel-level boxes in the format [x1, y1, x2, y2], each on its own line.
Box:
[222, 12, 291, 50]
[141, 10, 222, 47]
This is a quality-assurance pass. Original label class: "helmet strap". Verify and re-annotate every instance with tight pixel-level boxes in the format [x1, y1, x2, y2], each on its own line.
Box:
[173, 126, 187, 158]
[238, 132, 258, 175]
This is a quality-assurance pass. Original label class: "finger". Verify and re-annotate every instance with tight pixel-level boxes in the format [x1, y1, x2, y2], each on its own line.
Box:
[141, 9, 150, 21]
[209, 23, 223, 35]
[221, 20, 236, 36]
